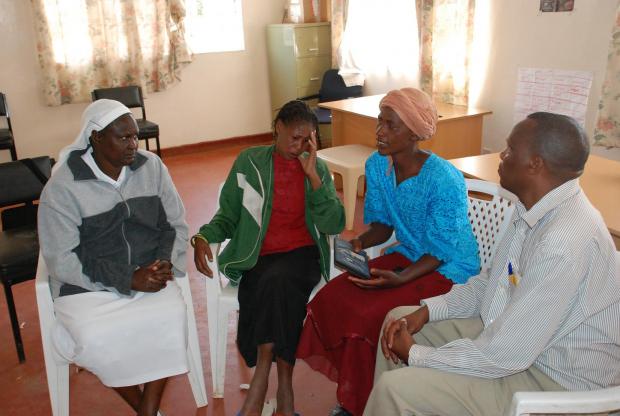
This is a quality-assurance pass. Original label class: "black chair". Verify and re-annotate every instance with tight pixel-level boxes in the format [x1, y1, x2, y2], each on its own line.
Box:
[0, 156, 52, 363]
[91, 86, 161, 157]
[0, 93, 18, 161]
[299, 69, 363, 141]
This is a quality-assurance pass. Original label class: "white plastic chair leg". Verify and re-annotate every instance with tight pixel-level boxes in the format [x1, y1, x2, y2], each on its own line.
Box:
[356, 174, 365, 197]
[211, 301, 237, 398]
[49, 361, 69, 416]
[343, 174, 360, 230]
[177, 276, 208, 407]
[36, 254, 70, 416]
[205, 274, 231, 398]
[40, 340, 69, 416]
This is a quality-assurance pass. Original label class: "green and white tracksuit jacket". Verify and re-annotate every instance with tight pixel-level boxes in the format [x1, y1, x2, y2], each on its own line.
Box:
[197, 145, 345, 285]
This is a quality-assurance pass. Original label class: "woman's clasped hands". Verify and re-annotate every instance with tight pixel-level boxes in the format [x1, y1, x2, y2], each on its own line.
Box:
[131, 260, 174, 292]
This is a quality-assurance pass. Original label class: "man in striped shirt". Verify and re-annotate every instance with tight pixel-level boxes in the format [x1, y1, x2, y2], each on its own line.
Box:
[364, 112, 619, 416]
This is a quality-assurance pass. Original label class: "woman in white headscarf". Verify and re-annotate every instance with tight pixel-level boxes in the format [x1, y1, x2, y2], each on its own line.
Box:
[38, 99, 189, 416]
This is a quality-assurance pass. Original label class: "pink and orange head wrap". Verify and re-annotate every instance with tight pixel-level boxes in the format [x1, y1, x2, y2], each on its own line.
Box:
[379, 88, 438, 140]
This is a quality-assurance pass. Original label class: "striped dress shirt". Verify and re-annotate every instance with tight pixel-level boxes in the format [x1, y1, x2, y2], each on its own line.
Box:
[409, 179, 620, 390]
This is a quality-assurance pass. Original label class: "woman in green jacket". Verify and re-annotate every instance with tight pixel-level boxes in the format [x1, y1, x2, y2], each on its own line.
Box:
[193, 100, 345, 416]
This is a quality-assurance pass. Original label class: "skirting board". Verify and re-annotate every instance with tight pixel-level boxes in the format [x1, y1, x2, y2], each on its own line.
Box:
[160, 132, 274, 158]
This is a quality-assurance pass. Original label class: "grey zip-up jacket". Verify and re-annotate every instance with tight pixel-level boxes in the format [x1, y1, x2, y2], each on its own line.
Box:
[38, 148, 188, 298]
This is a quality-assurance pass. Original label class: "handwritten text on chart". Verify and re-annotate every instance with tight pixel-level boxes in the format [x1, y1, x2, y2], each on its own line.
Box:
[514, 68, 593, 126]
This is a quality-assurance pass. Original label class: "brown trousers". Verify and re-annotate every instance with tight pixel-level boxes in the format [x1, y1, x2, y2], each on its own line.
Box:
[364, 306, 564, 416]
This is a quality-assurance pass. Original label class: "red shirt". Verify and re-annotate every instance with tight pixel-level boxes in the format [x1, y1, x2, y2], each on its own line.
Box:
[260, 152, 315, 255]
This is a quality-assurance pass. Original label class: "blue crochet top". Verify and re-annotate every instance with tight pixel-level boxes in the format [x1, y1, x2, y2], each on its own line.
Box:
[364, 152, 480, 284]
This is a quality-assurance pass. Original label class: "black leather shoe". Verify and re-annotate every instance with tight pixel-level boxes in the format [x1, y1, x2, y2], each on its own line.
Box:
[329, 404, 353, 416]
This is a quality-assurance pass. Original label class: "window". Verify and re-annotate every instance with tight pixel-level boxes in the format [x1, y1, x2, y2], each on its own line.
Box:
[289, 0, 302, 22]
[338, 0, 419, 91]
[185, 0, 245, 54]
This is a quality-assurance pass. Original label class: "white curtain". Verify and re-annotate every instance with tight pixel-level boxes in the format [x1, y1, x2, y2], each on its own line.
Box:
[337, 0, 420, 94]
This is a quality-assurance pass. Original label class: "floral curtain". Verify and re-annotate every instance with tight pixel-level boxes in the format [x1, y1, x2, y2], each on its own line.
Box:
[331, 0, 347, 68]
[593, 1, 620, 148]
[30, 0, 192, 106]
[417, 0, 475, 106]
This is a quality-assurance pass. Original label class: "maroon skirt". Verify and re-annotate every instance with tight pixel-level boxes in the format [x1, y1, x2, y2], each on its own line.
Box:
[296, 252, 453, 416]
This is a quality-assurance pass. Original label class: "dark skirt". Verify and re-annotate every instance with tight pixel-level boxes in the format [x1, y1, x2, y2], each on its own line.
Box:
[237, 244, 321, 367]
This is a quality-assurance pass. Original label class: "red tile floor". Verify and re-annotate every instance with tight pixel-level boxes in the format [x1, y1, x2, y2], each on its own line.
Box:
[0, 143, 368, 416]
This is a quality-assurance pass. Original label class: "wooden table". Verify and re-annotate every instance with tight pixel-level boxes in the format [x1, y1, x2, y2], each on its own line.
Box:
[449, 153, 620, 248]
[319, 94, 492, 159]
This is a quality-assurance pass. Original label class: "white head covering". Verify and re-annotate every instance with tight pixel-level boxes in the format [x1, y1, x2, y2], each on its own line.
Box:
[55, 99, 132, 170]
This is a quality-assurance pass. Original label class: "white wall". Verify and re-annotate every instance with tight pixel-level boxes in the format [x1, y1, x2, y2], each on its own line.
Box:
[0, 0, 285, 163]
[472, 0, 620, 161]
[3, 0, 619, 163]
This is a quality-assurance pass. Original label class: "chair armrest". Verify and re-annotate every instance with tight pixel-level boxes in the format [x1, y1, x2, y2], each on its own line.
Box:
[35, 254, 52, 305]
[203, 242, 224, 295]
[34, 254, 60, 360]
[508, 386, 620, 416]
[309, 234, 338, 302]
[327, 234, 341, 279]
[175, 272, 194, 312]
[366, 232, 398, 259]
[0, 156, 52, 206]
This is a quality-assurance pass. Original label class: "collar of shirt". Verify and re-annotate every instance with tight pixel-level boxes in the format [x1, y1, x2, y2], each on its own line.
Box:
[514, 178, 581, 229]
[81, 149, 127, 189]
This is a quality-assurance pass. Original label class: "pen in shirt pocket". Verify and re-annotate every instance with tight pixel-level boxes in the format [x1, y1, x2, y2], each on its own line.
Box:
[508, 261, 519, 286]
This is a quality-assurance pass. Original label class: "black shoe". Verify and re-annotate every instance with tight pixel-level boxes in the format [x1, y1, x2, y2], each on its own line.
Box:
[329, 404, 353, 416]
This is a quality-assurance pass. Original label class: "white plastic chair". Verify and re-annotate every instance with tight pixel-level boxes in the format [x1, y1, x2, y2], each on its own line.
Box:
[205, 183, 339, 397]
[507, 251, 620, 416]
[317, 144, 376, 230]
[465, 179, 517, 271]
[204, 240, 239, 398]
[35, 255, 208, 415]
[508, 385, 620, 415]
[364, 179, 518, 272]
[205, 237, 338, 398]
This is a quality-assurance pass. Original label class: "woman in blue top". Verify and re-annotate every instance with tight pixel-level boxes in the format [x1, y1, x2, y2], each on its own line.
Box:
[296, 88, 480, 416]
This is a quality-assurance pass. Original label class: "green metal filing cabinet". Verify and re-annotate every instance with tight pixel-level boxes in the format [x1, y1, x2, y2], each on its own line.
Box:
[266, 22, 332, 118]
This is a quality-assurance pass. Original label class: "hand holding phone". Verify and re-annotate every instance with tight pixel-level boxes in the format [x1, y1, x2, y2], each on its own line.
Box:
[334, 238, 370, 279]
[348, 266, 407, 289]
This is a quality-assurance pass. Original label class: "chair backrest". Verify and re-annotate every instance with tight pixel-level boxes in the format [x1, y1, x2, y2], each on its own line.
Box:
[465, 179, 517, 272]
[365, 179, 517, 269]
[0, 92, 9, 117]
[91, 86, 147, 119]
[0, 92, 13, 134]
[0, 157, 52, 229]
[0, 156, 52, 208]
[318, 69, 363, 103]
